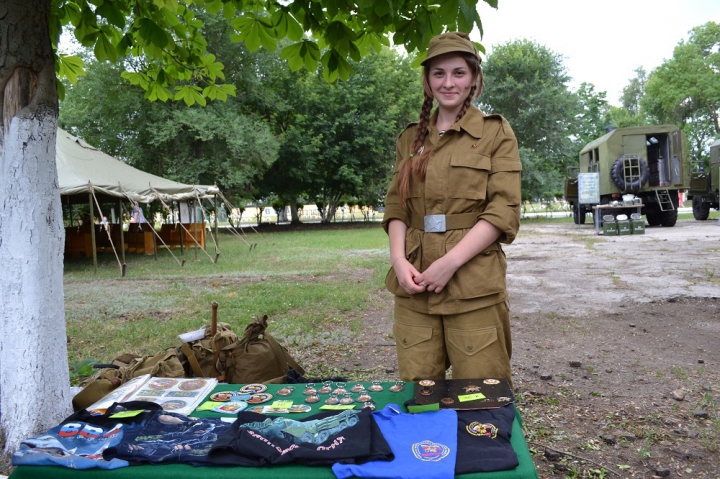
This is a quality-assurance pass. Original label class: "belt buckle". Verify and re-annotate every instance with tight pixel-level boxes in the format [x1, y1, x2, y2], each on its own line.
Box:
[424, 214, 446, 233]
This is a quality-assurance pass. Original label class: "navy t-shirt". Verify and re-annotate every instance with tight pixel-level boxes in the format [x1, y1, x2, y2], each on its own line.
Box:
[455, 405, 518, 474]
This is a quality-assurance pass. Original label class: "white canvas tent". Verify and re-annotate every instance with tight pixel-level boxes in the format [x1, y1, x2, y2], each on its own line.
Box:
[57, 128, 219, 202]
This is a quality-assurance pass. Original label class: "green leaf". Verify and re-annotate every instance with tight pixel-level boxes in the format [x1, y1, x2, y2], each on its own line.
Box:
[56, 54, 86, 83]
[202, 53, 226, 80]
[205, 0, 223, 15]
[93, 33, 117, 62]
[96, 2, 126, 29]
[223, 1, 235, 20]
[174, 85, 206, 107]
[138, 18, 169, 48]
[121, 71, 150, 89]
[272, 9, 303, 41]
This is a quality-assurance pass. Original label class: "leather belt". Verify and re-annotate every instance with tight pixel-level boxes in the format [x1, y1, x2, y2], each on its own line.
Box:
[410, 213, 479, 233]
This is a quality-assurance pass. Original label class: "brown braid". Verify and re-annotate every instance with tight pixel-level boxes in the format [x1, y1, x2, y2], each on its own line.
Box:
[398, 95, 434, 206]
[397, 52, 483, 208]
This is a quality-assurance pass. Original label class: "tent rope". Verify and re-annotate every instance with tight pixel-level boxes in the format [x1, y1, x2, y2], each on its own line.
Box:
[216, 190, 269, 247]
[193, 187, 221, 256]
[88, 181, 124, 276]
[149, 184, 216, 264]
[195, 188, 255, 249]
[118, 183, 185, 268]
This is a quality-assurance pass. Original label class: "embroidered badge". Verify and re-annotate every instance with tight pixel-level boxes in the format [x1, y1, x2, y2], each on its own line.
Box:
[412, 440, 451, 462]
[467, 421, 498, 439]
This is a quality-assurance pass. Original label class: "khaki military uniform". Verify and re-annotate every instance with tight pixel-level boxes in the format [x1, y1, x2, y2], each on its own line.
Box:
[382, 105, 522, 382]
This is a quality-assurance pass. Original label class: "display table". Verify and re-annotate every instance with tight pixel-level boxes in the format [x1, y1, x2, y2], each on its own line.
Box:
[592, 203, 643, 234]
[10, 382, 539, 479]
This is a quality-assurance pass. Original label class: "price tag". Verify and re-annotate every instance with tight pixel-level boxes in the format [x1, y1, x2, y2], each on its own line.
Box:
[320, 405, 356, 410]
[271, 400, 293, 409]
[109, 410, 144, 418]
[458, 393, 486, 402]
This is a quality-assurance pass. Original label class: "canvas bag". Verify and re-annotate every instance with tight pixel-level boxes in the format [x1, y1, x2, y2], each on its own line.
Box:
[72, 349, 185, 411]
[177, 322, 238, 380]
[218, 314, 305, 384]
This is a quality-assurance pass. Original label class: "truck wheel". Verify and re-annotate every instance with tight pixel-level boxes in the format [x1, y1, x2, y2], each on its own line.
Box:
[611, 157, 649, 193]
[660, 209, 677, 227]
[645, 207, 662, 226]
[692, 196, 710, 220]
[572, 204, 586, 224]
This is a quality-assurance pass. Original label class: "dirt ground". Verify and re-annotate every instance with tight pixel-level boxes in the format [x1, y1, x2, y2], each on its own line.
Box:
[305, 218, 720, 478]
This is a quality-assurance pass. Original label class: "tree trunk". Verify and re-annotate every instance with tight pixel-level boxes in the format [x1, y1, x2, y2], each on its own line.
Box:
[288, 198, 301, 224]
[0, 0, 72, 457]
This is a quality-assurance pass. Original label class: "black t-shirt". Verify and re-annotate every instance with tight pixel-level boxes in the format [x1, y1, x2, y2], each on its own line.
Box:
[455, 405, 518, 474]
[208, 408, 393, 467]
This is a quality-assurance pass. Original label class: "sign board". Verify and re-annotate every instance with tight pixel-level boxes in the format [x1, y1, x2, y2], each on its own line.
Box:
[578, 172, 600, 204]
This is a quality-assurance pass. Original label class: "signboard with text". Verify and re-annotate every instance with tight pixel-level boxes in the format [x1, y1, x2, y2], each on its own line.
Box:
[578, 172, 600, 204]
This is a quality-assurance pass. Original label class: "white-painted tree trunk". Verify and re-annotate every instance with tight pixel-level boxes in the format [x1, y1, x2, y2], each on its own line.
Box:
[0, 113, 72, 454]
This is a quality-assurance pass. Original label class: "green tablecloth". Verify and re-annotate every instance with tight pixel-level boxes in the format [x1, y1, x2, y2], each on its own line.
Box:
[10, 382, 538, 479]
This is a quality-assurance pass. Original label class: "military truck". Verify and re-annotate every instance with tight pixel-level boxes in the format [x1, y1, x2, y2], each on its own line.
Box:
[565, 125, 690, 227]
[687, 138, 720, 220]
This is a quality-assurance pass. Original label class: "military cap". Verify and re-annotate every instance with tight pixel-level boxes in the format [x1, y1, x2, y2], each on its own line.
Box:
[421, 31, 480, 65]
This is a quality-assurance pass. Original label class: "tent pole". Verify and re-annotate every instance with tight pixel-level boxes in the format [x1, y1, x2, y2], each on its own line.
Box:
[89, 193, 98, 273]
[214, 194, 219, 250]
[193, 201, 198, 262]
[118, 199, 126, 265]
[178, 201, 185, 256]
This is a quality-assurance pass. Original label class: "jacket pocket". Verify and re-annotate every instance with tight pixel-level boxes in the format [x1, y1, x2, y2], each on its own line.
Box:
[449, 153, 491, 200]
[384, 236, 422, 297]
[446, 326, 497, 357]
[446, 242, 506, 299]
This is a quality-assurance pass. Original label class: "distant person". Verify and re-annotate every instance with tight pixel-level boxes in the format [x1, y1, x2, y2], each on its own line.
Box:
[100, 216, 110, 232]
[382, 32, 522, 384]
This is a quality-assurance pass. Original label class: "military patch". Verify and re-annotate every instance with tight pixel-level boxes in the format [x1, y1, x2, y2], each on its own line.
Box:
[411, 440, 451, 462]
[466, 421, 498, 439]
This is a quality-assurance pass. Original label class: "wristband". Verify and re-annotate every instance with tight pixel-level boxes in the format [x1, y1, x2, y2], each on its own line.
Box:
[390, 256, 404, 268]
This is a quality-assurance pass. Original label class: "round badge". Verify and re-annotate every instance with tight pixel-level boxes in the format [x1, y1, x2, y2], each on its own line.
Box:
[304, 394, 320, 404]
[318, 385, 332, 394]
[350, 384, 365, 393]
[276, 387, 294, 396]
[441, 397, 455, 405]
[368, 383, 384, 392]
[463, 385, 481, 393]
[418, 380, 435, 387]
[324, 395, 339, 405]
[362, 401, 376, 410]
[210, 391, 235, 402]
[179, 379, 207, 391]
[356, 393, 372, 402]
[148, 379, 178, 390]
[389, 383, 405, 393]
[420, 388, 433, 396]
[246, 393, 273, 404]
[339, 395, 355, 405]
[497, 396, 512, 402]
[240, 383, 268, 393]
[245, 406, 265, 414]
[303, 386, 317, 395]
[483, 379, 500, 385]
[333, 387, 347, 395]
[160, 399, 187, 410]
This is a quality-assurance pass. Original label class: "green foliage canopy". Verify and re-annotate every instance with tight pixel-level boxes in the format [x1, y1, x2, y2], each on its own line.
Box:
[53, 0, 497, 101]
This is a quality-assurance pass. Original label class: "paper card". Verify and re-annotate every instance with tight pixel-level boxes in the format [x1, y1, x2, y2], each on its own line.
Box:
[458, 393, 486, 402]
[320, 405, 356, 410]
[109, 410, 144, 418]
[271, 400, 293, 409]
[197, 401, 224, 411]
[408, 403, 439, 413]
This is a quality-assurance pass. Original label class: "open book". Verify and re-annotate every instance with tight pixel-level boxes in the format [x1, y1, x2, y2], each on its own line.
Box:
[87, 375, 217, 416]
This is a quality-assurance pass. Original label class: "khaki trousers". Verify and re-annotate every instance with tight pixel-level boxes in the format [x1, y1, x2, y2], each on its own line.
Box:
[393, 301, 512, 384]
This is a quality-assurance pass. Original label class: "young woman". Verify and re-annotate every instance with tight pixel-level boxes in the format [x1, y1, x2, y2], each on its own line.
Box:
[382, 32, 522, 384]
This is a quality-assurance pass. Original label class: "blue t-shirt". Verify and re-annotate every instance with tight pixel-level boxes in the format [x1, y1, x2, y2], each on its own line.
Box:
[332, 404, 457, 479]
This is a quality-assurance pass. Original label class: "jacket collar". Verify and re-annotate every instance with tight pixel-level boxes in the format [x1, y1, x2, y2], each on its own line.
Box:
[429, 105, 485, 139]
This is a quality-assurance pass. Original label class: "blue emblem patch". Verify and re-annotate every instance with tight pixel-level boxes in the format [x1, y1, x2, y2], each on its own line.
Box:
[411, 440, 451, 462]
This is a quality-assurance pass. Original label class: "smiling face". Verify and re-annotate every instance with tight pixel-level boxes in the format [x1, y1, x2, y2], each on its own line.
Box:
[426, 53, 477, 116]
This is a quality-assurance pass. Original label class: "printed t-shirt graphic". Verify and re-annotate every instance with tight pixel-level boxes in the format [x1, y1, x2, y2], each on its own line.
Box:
[208, 408, 392, 466]
[455, 405, 518, 473]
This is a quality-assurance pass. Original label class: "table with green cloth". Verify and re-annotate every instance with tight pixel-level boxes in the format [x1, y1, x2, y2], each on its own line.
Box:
[10, 382, 539, 479]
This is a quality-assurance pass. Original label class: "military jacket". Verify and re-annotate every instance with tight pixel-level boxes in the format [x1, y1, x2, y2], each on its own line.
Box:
[382, 106, 522, 315]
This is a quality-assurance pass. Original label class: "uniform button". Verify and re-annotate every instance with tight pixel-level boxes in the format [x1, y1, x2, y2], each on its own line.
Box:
[467, 345, 473, 351]
[403, 338, 408, 344]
